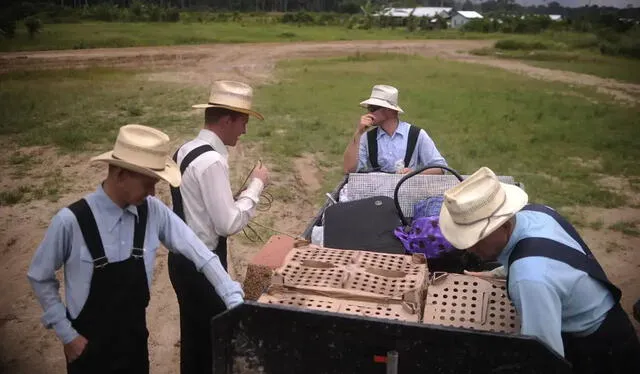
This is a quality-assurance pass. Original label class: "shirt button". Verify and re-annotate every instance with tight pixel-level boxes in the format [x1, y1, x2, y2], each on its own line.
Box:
[121, 241, 125, 245]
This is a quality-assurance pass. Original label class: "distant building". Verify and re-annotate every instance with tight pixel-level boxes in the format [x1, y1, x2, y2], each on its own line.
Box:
[549, 14, 562, 21]
[450, 11, 483, 29]
[376, 7, 452, 19]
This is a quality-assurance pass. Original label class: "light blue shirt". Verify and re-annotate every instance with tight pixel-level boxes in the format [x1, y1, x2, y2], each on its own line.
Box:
[357, 121, 447, 173]
[497, 209, 615, 357]
[27, 185, 244, 345]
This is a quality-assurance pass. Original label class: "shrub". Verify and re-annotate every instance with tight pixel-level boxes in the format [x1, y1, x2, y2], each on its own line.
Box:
[24, 16, 43, 39]
[164, 8, 180, 22]
[0, 14, 17, 39]
[338, 2, 361, 14]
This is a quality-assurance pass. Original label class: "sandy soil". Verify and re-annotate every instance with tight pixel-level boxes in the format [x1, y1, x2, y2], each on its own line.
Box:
[0, 40, 638, 373]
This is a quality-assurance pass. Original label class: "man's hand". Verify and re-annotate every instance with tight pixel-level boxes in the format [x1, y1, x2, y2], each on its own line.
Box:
[251, 163, 269, 185]
[357, 114, 377, 134]
[464, 266, 507, 279]
[64, 335, 88, 363]
[398, 168, 413, 174]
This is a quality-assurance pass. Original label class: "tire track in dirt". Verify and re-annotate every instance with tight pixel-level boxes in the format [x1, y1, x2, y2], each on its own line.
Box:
[1, 39, 638, 103]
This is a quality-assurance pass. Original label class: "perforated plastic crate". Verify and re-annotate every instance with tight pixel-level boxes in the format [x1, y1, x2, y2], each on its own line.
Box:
[423, 272, 521, 334]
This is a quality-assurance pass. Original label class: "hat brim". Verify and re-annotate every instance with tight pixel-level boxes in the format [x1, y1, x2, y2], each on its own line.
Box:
[90, 151, 182, 187]
[359, 98, 404, 113]
[439, 183, 528, 250]
[192, 103, 264, 120]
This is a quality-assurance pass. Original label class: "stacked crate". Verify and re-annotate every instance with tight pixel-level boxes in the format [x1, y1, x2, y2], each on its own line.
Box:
[245, 235, 521, 333]
[246, 236, 427, 323]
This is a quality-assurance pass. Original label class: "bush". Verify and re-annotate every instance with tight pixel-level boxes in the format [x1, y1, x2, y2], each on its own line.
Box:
[24, 16, 43, 39]
[338, 2, 361, 14]
[164, 8, 180, 22]
[0, 14, 17, 39]
[281, 11, 315, 25]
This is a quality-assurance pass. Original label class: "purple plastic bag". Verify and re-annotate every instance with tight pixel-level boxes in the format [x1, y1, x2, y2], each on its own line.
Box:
[394, 216, 455, 259]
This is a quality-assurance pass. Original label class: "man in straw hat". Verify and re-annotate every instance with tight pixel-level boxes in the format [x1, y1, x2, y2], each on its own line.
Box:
[439, 166, 640, 373]
[168, 80, 268, 374]
[343, 84, 448, 174]
[27, 124, 244, 374]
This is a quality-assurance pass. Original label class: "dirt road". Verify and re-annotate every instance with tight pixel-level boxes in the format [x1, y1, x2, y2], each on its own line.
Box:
[1, 40, 638, 373]
[1, 39, 639, 101]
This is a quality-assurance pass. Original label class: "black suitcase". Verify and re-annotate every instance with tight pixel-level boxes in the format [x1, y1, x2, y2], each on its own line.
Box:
[323, 196, 405, 254]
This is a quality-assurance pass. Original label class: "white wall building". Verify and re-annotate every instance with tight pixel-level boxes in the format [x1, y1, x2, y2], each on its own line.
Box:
[450, 11, 484, 29]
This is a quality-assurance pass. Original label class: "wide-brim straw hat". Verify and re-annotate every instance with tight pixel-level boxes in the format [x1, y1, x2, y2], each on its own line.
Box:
[192, 80, 264, 120]
[91, 124, 181, 187]
[359, 84, 404, 113]
[439, 167, 528, 250]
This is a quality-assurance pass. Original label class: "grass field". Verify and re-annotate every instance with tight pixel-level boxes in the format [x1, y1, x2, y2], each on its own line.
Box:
[473, 48, 640, 84]
[470, 31, 640, 84]
[2, 53, 638, 210]
[0, 21, 493, 52]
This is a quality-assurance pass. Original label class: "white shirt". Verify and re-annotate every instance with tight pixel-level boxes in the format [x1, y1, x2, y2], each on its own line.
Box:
[176, 129, 264, 251]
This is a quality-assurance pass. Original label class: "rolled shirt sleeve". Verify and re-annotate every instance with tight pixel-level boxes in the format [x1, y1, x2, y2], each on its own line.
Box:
[199, 159, 262, 237]
[416, 129, 447, 168]
[156, 200, 244, 308]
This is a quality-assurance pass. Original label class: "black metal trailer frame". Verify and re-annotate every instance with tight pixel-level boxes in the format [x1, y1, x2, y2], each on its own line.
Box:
[211, 173, 570, 373]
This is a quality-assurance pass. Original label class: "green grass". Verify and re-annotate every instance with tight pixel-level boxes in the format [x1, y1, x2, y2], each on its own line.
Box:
[0, 68, 203, 151]
[1, 53, 639, 209]
[0, 178, 64, 206]
[0, 21, 493, 52]
[609, 220, 640, 237]
[247, 53, 639, 208]
[473, 48, 640, 84]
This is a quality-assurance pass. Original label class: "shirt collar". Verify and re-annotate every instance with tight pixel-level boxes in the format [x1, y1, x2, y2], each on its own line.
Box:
[497, 213, 526, 271]
[377, 121, 409, 140]
[197, 129, 228, 158]
[93, 184, 139, 232]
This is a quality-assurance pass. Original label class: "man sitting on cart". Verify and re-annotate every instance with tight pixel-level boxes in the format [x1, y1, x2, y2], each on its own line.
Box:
[342, 84, 448, 175]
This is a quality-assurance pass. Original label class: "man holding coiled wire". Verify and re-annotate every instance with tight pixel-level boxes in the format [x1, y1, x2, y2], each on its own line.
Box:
[168, 80, 269, 374]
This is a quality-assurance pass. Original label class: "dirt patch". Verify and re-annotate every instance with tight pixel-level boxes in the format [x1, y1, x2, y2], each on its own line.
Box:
[596, 175, 640, 206]
[564, 205, 640, 334]
[568, 157, 602, 170]
[294, 154, 322, 193]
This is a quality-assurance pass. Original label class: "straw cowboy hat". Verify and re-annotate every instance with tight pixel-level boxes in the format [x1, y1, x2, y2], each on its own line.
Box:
[359, 84, 404, 113]
[91, 124, 181, 187]
[439, 167, 528, 250]
[192, 80, 264, 120]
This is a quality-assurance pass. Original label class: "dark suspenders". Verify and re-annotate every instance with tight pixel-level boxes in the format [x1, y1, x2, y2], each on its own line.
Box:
[507, 204, 622, 302]
[68, 198, 148, 268]
[367, 125, 420, 170]
[169, 144, 215, 221]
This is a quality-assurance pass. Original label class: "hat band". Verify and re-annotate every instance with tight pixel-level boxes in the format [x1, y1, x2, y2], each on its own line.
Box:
[454, 198, 511, 242]
[112, 154, 165, 171]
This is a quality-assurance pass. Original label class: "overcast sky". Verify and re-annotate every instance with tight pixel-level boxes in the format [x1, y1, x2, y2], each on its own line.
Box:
[514, 0, 640, 8]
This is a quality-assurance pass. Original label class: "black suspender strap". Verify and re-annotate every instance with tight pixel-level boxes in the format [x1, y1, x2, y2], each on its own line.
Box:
[68, 198, 149, 268]
[507, 204, 622, 303]
[366, 129, 379, 170]
[69, 199, 108, 268]
[403, 125, 420, 168]
[170, 144, 215, 221]
[131, 200, 148, 258]
[367, 125, 420, 170]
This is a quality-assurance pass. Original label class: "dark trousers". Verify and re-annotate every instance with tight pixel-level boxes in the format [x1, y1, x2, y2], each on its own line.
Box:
[563, 303, 640, 374]
[168, 250, 227, 374]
